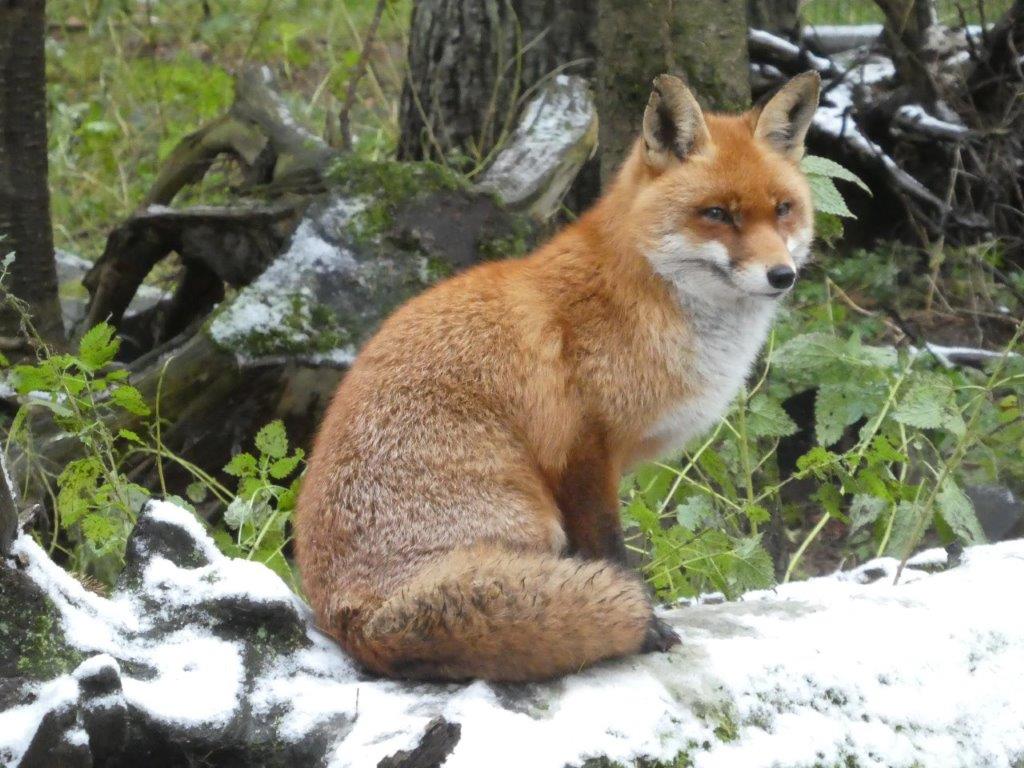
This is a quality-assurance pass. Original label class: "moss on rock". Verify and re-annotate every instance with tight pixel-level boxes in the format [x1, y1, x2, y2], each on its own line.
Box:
[0, 564, 83, 680]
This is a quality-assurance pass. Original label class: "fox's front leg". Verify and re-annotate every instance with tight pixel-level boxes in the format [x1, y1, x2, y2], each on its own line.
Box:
[554, 432, 628, 563]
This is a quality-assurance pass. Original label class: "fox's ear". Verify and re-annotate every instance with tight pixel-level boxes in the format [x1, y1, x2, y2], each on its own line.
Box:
[753, 71, 821, 159]
[642, 74, 710, 170]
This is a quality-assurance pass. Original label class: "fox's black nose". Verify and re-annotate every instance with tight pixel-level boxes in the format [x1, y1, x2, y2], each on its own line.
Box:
[767, 265, 796, 290]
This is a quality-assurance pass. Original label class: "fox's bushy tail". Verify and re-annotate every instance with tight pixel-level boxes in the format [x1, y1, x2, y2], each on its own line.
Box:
[341, 546, 654, 682]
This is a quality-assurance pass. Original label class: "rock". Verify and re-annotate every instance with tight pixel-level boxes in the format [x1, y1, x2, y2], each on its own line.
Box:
[206, 158, 533, 368]
[967, 484, 1024, 542]
[2, 501, 1024, 767]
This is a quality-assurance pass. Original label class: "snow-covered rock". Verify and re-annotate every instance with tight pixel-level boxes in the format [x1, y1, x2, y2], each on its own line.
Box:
[2, 501, 1023, 768]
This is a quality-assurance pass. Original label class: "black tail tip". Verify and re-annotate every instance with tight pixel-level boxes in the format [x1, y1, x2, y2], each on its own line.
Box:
[641, 615, 681, 653]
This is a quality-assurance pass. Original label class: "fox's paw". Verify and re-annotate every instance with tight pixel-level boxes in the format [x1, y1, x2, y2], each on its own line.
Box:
[640, 615, 681, 653]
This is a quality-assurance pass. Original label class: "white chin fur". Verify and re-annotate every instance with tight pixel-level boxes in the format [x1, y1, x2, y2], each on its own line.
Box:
[731, 264, 782, 295]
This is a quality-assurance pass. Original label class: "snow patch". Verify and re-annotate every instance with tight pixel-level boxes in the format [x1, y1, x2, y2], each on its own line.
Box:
[143, 498, 223, 562]
[0, 676, 79, 766]
[121, 629, 244, 728]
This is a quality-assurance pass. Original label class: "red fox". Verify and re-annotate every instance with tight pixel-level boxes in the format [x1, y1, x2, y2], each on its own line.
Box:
[295, 72, 820, 682]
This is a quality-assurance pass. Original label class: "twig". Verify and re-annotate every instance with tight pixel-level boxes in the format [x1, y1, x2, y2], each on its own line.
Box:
[337, 0, 387, 152]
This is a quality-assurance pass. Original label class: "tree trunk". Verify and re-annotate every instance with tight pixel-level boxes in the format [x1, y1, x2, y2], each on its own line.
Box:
[873, 0, 940, 104]
[0, 0, 64, 349]
[748, 0, 800, 37]
[595, 0, 750, 182]
[398, 0, 596, 166]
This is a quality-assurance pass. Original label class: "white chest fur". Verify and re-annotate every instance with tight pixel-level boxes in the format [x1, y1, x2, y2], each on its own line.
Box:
[643, 292, 776, 455]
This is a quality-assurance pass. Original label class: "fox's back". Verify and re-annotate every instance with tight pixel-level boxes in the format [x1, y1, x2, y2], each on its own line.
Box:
[294, 255, 575, 613]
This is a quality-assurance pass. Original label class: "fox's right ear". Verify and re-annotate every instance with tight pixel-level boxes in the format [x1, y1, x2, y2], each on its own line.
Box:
[753, 71, 821, 160]
[642, 74, 710, 170]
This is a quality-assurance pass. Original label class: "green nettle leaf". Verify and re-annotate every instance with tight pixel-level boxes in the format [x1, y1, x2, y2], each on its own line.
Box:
[815, 483, 845, 519]
[815, 382, 870, 446]
[211, 528, 244, 558]
[806, 174, 855, 218]
[186, 482, 209, 504]
[77, 323, 120, 372]
[268, 451, 304, 480]
[698, 449, 737, 499]
[81, 512, 117, 544]
[796, 445, 839, 476]
[730, 536, 775, 591]
[893, 373, 966, 435]
[11, 363, 60, 395]
[773, 333, 846, 374]
[746, 394, 798, 438]
[675, 495, 713, 531]
[800, 155, 871, 193]
[224, 497, 252, 530]
[884, 500, 926, 558]
[223, 452, 258, 478]
[744, 503, 771, 526]
[117, 428, 144, 445]
[936, 478, 986, 545]
[849, 494, 887, 536]
[239, 475, 264, 501]
[624, 495, 660, 536]
[111, 385, 151, 416]
[814, 211, 844, 245]
[278, 487, 298, 512]
[866, 434, 907, 466]
[843, 334, 898, 370]
[255, 419, 288, 459]
[56, 457, 104, 527]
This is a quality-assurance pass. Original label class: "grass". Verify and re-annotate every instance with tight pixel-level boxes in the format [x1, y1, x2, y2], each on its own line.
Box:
[46, 0, 409, 261]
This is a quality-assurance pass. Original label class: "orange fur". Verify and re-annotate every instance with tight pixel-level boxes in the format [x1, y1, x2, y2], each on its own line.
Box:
[295, 73, 819, 681]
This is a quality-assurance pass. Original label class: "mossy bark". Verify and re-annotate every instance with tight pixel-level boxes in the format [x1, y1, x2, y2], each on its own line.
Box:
[595, 0, 750, 182]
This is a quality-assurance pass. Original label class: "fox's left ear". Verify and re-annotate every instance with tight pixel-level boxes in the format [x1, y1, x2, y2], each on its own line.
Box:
[752, 71, 821, 160]
[642, 74, 711, 170]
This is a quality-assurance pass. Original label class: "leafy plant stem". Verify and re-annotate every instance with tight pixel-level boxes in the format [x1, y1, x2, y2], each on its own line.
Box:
[894, 319, 1024, 582]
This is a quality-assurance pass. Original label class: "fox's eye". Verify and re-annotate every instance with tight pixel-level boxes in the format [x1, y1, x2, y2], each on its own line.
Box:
[701, 207, 731, 224]
[776, 201, 792, 218]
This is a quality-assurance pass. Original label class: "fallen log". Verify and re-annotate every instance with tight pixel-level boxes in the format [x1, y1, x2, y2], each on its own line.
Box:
[2, 500, 1022, 767]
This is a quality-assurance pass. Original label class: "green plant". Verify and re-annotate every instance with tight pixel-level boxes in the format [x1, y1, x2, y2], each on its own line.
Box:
[1, 251, 306, 585]
[623, 157, 1023, 601]
[4, 312, 153, 583]
[209, 420, 305, 587]
[625, 319, 1022, 600]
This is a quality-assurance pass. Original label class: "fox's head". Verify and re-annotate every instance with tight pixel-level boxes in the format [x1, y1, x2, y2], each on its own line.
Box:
[624, 72, 820, 301]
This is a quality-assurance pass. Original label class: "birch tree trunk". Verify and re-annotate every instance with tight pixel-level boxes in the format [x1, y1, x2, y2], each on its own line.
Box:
[0, 0, 64, 349]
